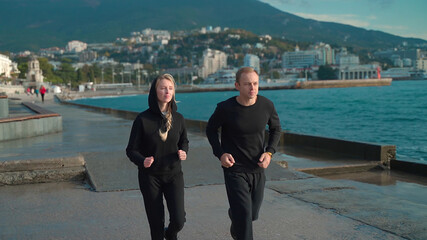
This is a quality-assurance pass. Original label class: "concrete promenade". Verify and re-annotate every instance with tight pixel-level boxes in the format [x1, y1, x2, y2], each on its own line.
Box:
[1, 94, 426, 239]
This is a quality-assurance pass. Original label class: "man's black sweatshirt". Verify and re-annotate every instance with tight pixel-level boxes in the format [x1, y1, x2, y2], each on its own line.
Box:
[206, 95, 282, 173]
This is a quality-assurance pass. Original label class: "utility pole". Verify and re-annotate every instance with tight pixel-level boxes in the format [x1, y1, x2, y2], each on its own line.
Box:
[121, 69, 124, 83]
[137, 64, 141, 88]
[101, 67, 104, 84]
[112, 66, 115, 84]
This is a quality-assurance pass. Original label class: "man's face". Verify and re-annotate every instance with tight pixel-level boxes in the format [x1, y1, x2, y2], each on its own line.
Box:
[235, 72, 259, 100]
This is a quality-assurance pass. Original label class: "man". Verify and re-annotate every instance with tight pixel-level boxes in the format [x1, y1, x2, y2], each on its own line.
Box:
[206, 67, 282, 240]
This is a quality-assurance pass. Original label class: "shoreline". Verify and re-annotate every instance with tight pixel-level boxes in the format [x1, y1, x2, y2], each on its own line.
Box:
[2, 78, 392, 101]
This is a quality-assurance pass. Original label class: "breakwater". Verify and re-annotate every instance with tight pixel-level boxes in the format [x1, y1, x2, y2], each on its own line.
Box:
[299, 78, 392, 89]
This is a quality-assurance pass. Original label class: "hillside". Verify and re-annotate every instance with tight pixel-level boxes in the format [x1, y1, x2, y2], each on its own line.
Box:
[0, 0, 425, 51]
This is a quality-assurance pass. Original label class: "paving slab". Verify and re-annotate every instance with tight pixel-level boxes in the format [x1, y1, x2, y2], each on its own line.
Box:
[0, 182, 405, 240]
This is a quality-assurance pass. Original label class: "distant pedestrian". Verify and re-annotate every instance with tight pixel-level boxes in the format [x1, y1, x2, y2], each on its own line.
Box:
[35, 88, 39, 98]
[126, 73, 189, 240]
[39, 85, 46, 102]
[26, 87, 30, 96]
[206, 67, 282, 240]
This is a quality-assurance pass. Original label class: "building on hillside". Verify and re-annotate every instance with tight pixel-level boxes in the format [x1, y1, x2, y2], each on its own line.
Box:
[417, 58, 427, 71]
[198, 48, 227, 79]
[336, 49, 379, 79]
[374, 49, 421, 67]
[243, 54, 260, 73]
[204, 68, 237, 84]
[39, 47, 65, 58]
[312, 42, 335, 65]
[0, 54, 18, 78]
[282, 46, 322, 70]
[335, 48, 359, 66]
[79, 50, 98, 62]
[66, 40, 88, 53]
[26, 56, 44, 85]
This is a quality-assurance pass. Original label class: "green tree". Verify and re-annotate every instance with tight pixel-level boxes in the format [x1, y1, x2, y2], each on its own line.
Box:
[317, 65, 338, 80]
[57, 62, 77, 87]
[38, 57, 62, 84]
[272, 71, 280, 79]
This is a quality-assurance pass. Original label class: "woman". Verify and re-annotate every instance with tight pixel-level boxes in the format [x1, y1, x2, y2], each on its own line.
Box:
[126, 74, 189, 240]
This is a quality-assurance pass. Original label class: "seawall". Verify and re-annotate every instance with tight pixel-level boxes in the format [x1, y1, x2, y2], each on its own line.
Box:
[58, 96, 413, 176]
[299, 78, 392, 89]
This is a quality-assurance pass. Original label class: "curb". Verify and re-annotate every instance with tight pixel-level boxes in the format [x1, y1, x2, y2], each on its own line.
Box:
[0, 155, 86, 185]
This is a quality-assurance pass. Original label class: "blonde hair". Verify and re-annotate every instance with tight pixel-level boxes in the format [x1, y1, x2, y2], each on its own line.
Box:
[156, 73, 176, 141]
[236, 67, 259, 83]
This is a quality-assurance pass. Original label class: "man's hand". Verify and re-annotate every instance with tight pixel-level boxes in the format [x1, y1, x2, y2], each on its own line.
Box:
[258, 152, 272, 168]
[220, 153, 235, 168]
[144, 156, 154, 168]
[178, 150, 187, 160]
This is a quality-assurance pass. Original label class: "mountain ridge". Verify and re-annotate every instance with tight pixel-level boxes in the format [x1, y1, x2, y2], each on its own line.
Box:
[0, 0, 425, 52]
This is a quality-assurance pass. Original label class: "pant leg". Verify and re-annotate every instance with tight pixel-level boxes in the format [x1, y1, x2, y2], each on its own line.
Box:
[139, 171, 165, 240]
[224, 171, 253, 240]
[250, 172, 266, 221]
[163, 171, 186, 237]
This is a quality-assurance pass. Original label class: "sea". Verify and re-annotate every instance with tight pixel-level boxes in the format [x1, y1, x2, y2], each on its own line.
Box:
[71, 80, 427, 164]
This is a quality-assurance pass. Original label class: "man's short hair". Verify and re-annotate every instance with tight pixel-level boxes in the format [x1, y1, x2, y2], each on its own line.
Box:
[236, 67, 259, 83]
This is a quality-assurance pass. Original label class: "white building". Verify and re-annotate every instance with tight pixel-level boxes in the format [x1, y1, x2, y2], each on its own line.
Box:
[416, 58, 427, 71]
[282, 46, 322, 70]
[313, 42, 335, 65]
[66, 40, 88, 53]
[141, 28, 171, 41]
[338, 64, 380, 80]
[198, 48, 227, 79]
[336, 48, 359, 66]
[0, 54, 13, 78]
[243, 54, 260, 73]
[336, 48, 379, 79]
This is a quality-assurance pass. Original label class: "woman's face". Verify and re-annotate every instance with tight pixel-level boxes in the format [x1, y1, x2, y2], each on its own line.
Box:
[156, 79, 174, 104]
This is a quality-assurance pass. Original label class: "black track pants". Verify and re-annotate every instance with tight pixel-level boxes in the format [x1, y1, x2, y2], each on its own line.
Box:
[224, 171, 266, 240]
[139, 171, 186, 240]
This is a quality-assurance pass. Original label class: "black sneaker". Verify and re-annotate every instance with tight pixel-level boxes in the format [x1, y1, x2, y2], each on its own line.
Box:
[164, 227, 178, 240]
[230, 224, 237, 240]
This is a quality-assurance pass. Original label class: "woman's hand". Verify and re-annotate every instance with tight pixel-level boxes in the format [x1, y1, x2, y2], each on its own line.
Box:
[144, 156, 154, 168]
[178, 150, 187, 160]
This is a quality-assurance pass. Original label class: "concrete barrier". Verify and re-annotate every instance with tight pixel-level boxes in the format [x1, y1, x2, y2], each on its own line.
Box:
[0, 95, 8, 118]
[0, 102, 62, 141]
[0, 155, 86, 185]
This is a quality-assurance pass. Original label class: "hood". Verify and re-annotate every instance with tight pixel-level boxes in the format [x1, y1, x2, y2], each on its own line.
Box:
[148, 77, 177, 116]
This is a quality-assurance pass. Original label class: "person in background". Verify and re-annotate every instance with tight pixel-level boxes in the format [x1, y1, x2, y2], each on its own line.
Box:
[206, 67, 282, 240]
[39, 85, 46, 102]
[126, 73, 189, 240]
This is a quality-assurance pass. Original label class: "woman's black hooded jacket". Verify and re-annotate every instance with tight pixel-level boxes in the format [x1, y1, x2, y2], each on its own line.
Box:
[126, 78, 189, 175]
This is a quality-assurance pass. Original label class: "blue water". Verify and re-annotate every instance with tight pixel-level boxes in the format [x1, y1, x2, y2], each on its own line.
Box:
[72, 80, 427, 164]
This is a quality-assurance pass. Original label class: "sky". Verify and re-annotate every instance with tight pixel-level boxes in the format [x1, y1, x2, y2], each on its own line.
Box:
[260, 0, 427, 41]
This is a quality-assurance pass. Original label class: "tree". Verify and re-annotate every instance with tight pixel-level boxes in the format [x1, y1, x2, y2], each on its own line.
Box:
[272, 71, 280, 79]
[38, 57, 62, 83]
[317, 65, 338, 80]
[57, 61, 77, 87]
